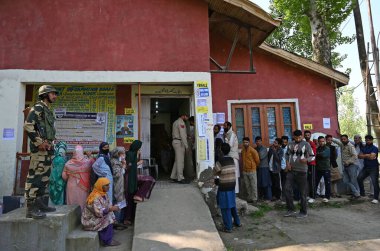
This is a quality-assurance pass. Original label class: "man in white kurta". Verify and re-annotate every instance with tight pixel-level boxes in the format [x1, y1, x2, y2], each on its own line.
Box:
[223, 122, 240, 193]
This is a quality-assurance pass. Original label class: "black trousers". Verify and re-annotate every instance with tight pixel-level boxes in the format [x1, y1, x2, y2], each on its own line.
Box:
[358, 167, 379, 200]
[285, 171, 308, 214]
[307, 165, 316, 199]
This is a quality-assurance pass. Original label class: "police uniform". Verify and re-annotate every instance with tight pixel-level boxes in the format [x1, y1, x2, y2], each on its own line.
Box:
[24, 85, 57, 219]
[170, 117, 188, 181]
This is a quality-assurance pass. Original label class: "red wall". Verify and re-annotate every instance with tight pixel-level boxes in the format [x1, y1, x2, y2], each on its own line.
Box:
[210, 32, 339, 136]
[0, 0, 209, 71]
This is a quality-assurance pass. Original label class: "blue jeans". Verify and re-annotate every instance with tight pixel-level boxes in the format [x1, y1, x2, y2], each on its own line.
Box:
[343, 164, 360, 196]
[221, 207, 241, 231]
[358, 167, 379, 200]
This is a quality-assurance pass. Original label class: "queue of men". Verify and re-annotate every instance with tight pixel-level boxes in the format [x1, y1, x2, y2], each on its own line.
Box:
[214, 122, 379, 219]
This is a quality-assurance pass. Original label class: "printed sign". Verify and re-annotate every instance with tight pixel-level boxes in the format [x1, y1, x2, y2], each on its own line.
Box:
[54, 112, 107, 151]
[124, 108, 135, 115]
[2, 128, 15, 140]
[196, 80, 208, 88]
[124, 137, 135, 144]
[303, 124, 313, 130]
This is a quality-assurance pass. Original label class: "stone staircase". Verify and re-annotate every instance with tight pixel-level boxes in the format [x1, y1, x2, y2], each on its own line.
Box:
[0, 205, 99, 251]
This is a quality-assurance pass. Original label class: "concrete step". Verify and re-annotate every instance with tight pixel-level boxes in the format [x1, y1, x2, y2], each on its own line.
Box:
[0, 205, 81, 251]
[66, 227, 99, 251]
[132, 181, 225, 251]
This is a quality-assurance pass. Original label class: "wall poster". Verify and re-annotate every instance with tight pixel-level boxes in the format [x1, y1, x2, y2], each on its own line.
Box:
[33, 85, 116, 146]
[54, 111, 107, 151]
[116, 115, 134, 138]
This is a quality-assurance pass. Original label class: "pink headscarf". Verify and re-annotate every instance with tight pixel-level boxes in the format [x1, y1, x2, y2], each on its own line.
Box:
[73, 145, 85, 161]
[64, 145, 94, 192]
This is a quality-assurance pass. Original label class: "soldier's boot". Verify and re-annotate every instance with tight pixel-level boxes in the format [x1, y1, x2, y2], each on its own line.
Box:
[26, 199, 46, 219]
[35, 196, 56, 212]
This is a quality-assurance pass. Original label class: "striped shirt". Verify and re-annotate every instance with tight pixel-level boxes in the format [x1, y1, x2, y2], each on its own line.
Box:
[213, 156, 236, 191]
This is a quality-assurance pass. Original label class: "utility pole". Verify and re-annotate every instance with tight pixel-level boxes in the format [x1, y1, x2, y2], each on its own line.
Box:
[367, 0, 380, 107]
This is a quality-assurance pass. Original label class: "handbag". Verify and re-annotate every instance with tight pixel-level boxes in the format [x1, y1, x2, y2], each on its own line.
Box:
[330, 166, 342, 181]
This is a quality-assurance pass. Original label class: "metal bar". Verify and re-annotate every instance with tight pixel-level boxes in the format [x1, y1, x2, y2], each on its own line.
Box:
[248, 27, 254, 72]
[209, 57, 224, 70]
[210, 70, 257, 74]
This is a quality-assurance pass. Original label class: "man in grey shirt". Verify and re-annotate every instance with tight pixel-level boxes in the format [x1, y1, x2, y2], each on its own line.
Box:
[284, 130, 315, 218]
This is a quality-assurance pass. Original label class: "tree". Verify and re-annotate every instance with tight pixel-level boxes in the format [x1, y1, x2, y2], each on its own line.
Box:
[267, 0, 355, 68]
[338, 86, 366, 138]
[352, 0, 380, 139]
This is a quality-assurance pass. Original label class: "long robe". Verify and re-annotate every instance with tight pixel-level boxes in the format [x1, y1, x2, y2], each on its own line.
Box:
[81, 194, 115, 231]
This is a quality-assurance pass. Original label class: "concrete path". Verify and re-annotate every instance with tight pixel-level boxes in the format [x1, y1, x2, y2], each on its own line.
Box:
[264, 239, 380, 251]
[132, 181, 225, 251]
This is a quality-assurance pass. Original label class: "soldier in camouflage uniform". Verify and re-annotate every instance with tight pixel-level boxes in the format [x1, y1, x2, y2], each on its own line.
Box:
[24, 85, 58, 219]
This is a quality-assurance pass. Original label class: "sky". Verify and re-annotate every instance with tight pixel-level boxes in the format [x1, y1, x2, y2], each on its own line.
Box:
[252, 0, 380, 116]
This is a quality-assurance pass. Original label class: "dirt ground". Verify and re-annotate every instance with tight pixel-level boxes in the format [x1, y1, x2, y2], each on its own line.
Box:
[215, 196, 380, 251]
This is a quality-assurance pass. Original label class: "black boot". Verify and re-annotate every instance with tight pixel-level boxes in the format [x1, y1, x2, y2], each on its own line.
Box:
[26, 199, 46, 219]
[35, 197, 56, 212]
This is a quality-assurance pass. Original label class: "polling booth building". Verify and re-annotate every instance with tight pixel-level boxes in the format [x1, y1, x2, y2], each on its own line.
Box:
[0, 0, 348, 197]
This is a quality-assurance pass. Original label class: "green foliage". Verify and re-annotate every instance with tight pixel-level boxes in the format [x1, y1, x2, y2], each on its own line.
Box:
[250, 203, 273, 218]
[337, 87, 366, 138]
[266, 0, 355, 68]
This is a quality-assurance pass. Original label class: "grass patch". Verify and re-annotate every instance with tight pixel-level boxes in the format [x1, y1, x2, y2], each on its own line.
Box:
[250, 203, 273, 218]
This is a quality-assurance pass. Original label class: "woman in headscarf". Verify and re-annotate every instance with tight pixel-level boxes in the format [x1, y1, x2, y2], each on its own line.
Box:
[62, 145, 95, 210]
[124, 140, 142, 225]
[110, 147, 127, 225]
[81, 177, 120, 247]
[92, 142, 113, 200]
[49, 142, 68, 205]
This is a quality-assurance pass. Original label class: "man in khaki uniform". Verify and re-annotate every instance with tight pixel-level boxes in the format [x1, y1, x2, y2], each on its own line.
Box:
[171, 113, 189, 183]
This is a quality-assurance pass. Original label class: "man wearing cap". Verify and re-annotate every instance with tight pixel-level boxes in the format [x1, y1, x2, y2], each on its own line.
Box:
[24, 85, 59, 219]
[170, 113, 189, 183]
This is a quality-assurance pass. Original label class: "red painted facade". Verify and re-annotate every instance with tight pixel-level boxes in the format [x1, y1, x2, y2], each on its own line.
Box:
[210, 32, 339, 136]
[6, 0, 341, 138]
[0, 0, 209, 71]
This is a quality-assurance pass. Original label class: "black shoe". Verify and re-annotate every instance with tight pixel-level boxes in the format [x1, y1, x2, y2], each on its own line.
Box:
[35, 197, 56, 212]
[283, 210, 297, 217]
[178, 179, 190, 184]
[26, 199, 46, 219]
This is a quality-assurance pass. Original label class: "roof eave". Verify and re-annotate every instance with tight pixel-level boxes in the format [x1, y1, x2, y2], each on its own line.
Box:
[259, 44, 349, 87]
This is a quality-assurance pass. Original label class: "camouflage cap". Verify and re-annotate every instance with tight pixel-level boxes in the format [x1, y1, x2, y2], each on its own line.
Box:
[38, 85, 58, 96]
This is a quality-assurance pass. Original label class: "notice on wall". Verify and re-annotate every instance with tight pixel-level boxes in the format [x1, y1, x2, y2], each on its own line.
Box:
[323, 118, 331, 129]
[124, 137, 135, 144]
[2, 128, 15, 140]
[197, 114, 207, 137]
[54, 112, 107, 151]
[33, 85, 116, 145]
[198, 138, 207, 160]
[116, 115, 134, 138]
[303, 123, 313, 130]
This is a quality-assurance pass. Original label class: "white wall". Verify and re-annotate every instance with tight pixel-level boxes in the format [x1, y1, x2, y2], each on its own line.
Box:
[0, 79, 25, 197]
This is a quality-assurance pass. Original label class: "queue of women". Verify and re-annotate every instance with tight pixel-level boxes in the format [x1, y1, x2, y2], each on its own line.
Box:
[48, 140, 155, 247]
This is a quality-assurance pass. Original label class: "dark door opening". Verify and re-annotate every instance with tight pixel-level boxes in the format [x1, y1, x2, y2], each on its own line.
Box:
[150, 98, 190, 180]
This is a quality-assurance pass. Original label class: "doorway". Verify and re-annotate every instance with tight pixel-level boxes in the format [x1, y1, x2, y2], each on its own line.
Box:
[149, 97, 191, 179]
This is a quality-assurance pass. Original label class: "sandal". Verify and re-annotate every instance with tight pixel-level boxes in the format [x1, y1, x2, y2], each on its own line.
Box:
[221, 228, 232, 233]
[133, 196, 144, 203]
[108, 240, 121, 246]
